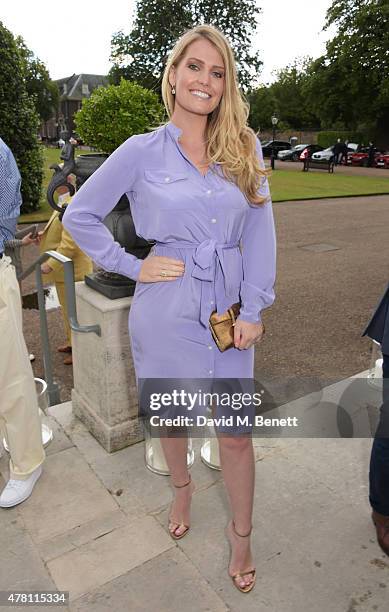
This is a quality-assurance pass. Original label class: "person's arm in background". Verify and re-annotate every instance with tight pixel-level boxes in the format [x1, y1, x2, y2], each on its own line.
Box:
[237, 137, 277, 324]
[0, 143, 22, 253]
[62, 137, 143, 281]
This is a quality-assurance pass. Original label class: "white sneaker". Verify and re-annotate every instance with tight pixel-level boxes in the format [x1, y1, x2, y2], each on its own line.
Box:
[0, 465, 42, 508]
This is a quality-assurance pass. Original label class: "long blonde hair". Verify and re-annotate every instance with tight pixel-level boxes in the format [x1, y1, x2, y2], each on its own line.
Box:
[161, 24, 271, 206]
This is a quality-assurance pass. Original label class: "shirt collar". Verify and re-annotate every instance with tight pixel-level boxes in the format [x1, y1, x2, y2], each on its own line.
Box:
[165, 121, 183, 142]
[165, 120, 221, 177]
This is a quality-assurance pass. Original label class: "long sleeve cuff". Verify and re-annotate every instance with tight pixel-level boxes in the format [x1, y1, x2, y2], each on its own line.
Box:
[115, 249, 143, 281]
[238, 279, 275, 324]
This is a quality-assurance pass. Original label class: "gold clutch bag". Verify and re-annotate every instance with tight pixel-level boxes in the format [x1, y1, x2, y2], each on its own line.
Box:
[209, 302, 241, 352]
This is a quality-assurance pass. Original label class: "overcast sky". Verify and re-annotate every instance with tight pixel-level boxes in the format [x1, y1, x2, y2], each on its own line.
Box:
[1, 0, 336, 84]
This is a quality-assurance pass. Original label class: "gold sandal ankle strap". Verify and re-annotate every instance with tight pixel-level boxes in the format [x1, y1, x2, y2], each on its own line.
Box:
[172, 474, 191, 488]
[232, 519, 253, 537]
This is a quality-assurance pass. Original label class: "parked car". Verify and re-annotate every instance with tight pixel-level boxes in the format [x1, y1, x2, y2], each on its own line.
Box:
[277, 144, 310, 161]
[299, 144, 324, 161]
[376, 152, 389, 169]
[312, 143, 359, 164]
[347, 147, 382, 167]
[261, 140, 291, 157]
[311, 147, 335, 162]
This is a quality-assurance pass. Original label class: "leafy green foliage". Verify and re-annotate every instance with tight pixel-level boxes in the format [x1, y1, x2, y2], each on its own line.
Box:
[109, 0, 262, 92]
[247, 60, 321, 132]
[74, 79, 165, 153]
[16, 36, 59, 122]
[269, 61, 321, 130]
[247, 86, 277, 131]
[0, 21, 43, 213]
[317, 131, 364, 148]
[248, 0, 388, 143]
[303, 0, 389, 136]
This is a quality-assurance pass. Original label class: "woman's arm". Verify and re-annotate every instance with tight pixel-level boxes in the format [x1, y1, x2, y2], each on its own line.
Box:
[237, 138, 277, 323]
[62, 137, 143, 281]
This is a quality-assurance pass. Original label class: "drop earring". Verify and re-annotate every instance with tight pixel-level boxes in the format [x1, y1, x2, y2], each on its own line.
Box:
[171, 85, 176, 95]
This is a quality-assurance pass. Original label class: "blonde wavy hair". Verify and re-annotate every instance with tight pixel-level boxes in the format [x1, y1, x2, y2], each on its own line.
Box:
[161, 24, 271, 206]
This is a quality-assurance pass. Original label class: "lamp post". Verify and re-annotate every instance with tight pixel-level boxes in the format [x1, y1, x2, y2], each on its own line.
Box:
[271, 113, 279, 170]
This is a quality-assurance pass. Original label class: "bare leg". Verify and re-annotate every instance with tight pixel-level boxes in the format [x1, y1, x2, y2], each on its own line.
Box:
[218, 433, 256, 588]
[159, 430, 195, 537]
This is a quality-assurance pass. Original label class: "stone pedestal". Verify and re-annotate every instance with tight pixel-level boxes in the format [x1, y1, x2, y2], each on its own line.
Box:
[71, 282, 144, 452]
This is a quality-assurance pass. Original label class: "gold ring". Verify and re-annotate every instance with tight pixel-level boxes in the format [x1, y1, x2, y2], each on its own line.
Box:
[160, 270, 167, 277]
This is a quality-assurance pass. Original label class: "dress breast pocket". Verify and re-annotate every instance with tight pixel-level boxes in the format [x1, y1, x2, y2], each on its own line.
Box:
[143, 169, 194, 211]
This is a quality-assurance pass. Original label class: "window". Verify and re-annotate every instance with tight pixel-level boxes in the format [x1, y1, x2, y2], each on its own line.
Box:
[82, 83, 89, 95]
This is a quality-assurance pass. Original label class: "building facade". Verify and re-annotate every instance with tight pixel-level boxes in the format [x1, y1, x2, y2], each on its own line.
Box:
[40, 74, 108, 142]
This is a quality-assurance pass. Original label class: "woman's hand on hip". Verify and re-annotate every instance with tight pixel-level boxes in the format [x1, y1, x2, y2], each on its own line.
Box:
[138, 255, 185, 282]
[233, 319, 265, 350]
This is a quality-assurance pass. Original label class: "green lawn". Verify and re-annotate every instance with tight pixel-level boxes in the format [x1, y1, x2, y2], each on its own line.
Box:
[269, 169, 389, 201]
[19, 149, 389, 224]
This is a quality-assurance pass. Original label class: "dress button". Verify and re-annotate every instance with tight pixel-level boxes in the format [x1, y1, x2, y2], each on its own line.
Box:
[211, 218, 217, 223]
[164, 176, 170, 182]
[209, 370, 213, 374]
[208, 345, 213, 350]
[210, 300, 214, 305]
[206, 189, 212, 195]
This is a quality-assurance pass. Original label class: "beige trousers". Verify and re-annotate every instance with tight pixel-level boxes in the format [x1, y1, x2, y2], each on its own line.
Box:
[0, 255, 45, 479]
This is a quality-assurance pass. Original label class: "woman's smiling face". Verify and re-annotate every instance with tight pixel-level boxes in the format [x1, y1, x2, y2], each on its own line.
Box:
[169, 37, 225, 117]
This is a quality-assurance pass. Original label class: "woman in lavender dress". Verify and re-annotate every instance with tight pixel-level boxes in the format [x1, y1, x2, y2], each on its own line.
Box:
[63, 24, 276, 593]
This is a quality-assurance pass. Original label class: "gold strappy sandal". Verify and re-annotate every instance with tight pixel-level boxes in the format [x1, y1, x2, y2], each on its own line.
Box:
[226, 519, 256, 593]
[168, 474, 193, 540]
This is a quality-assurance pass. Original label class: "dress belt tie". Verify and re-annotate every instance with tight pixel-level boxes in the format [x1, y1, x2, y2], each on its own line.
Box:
[155, 239, 240, 328]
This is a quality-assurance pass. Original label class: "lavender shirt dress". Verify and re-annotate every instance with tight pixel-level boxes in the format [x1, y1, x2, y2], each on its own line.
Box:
[63, 121, 276, 384]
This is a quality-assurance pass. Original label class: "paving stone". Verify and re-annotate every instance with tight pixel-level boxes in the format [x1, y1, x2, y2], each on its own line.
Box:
[70, 547, 228, 612]
[37, 509, 129, 563]
[47, 516, 174, 600]
[64, 422, 222, 516]
[276, 438, 372, 506]
[0, 510, 56, 595]
[41, 414, 74, 456]
[48, 401, 73, 429]
[17, 447, 118, 542]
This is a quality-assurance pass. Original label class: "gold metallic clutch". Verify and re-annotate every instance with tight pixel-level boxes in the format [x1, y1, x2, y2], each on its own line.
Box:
[209, 302, 241, 352]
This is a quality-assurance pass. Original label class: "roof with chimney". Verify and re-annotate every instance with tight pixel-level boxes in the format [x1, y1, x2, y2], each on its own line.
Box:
[55, 74, 109, 100]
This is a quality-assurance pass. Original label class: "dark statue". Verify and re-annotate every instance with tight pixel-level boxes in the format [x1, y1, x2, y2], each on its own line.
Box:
[46, 135, 154, 298]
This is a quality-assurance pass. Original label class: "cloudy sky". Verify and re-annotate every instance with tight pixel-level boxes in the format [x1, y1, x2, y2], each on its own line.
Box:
[1, 0, 336, 84]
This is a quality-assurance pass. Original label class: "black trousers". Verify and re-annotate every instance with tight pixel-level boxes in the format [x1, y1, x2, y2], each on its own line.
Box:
[369, 353, 389, 515]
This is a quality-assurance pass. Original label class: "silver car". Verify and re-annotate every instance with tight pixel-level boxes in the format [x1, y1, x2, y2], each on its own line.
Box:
[311, 147, 335, 162]
[277, 144, 310, 161]
[311, 143, 359, 162]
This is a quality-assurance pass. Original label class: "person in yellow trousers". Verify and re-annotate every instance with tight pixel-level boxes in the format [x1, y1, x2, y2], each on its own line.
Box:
[38, 186, 93, 365]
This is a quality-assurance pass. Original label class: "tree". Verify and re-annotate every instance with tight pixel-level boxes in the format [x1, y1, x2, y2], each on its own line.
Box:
[0, 22, 43, 213]
[303, 0, 389, 135]
[74, 79, 165, 154]
[270, 60, 321, 129]
[247, 59, 321, 133]
[110, 0, 263, 92]
[16, 37, 59, 122]
[247, 86, 277, 132]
